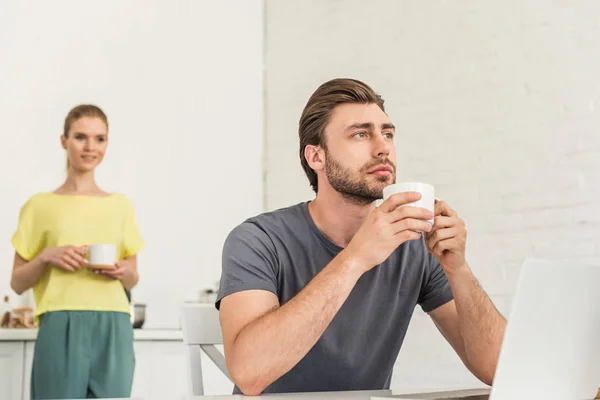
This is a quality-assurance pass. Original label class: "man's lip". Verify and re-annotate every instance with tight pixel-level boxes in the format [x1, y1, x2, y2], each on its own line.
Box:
[372, 170, 392, 177]
[368, 165, 393, 173]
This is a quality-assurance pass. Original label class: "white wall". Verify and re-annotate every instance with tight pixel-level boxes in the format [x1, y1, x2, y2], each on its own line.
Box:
[3, 0, 600, 391]
[265, 0, 600, 390]
[0, 0, 264, 328]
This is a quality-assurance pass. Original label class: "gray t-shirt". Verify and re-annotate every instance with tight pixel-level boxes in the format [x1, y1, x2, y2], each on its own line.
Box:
[216, 202, 453, 394]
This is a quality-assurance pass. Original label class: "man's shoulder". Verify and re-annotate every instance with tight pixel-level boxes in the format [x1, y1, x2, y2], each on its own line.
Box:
[238, 201, 307, 230]
[226, 202, 309, 244]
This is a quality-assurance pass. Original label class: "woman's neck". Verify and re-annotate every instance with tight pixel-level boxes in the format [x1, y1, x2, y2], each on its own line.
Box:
[54, 170, 105, 196]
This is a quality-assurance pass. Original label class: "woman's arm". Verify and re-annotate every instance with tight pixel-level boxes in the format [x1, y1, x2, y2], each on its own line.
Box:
[11, 246, 87, 294]
[99, 255, 139, 290]
[11, 252, 46, 295]
[120, 256, 139, 290]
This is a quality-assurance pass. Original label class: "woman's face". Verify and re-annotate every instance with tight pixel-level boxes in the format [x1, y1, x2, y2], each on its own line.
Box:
[62, 116, 108, 172]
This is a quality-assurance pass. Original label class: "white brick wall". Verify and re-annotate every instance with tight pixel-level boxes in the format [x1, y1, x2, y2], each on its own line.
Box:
[265, 0, 600, 391]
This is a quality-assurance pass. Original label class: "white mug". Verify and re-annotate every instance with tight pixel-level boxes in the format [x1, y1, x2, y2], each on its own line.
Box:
[382, 182, 435, 224]
[87, 244, 117, 270]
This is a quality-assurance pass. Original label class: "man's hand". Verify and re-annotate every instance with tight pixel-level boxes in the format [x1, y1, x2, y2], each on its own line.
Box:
[345, 191, 433, 272]
[425, 199, 468, 274]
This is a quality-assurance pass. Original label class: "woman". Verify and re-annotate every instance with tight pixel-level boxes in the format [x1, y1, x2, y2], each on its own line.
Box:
[10, 104, 144, 399]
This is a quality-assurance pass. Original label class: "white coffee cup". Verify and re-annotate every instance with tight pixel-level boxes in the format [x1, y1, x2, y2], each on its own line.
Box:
[382, 182, 435, 224]
[87, 244, 117, 270]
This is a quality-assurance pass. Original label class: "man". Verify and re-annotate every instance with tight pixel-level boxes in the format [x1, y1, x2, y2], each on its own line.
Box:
[216, 78, 506, 396]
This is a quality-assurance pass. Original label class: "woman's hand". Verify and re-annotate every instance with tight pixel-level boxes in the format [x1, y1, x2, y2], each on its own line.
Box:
[93, 256, 139, 290]
[40, 245, 87, 272]
[96, 259, 133, 281]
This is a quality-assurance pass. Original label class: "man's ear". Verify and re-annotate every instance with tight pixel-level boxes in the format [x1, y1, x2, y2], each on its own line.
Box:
[305, 145, 325, 172]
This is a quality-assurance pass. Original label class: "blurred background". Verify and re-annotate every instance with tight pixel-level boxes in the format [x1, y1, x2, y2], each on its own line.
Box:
[1, 0, 599, 397]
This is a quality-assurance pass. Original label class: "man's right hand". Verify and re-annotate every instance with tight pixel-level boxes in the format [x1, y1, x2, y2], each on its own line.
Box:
[345, 191, 433, 273]
[40, 245, 87, 272]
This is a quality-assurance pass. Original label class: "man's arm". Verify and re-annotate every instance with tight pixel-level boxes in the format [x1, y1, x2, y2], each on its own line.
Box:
[220, 251, 362, 396]
[219, 192, 433, 395]
[425, 199, 506, 386]
[429, 267, 506, 386]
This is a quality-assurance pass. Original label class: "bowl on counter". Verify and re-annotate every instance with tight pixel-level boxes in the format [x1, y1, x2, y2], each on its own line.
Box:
[130, 302, 146, 329]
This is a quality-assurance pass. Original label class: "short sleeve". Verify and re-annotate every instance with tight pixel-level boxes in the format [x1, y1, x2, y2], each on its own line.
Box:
[121, 198, 144, 258]
[417, 246, 454, 313]
[11, 196, 45, 261]
[216, 221, 279, 310]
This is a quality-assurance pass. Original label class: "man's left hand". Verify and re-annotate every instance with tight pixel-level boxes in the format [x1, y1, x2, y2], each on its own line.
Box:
[425, 199, 468, 274]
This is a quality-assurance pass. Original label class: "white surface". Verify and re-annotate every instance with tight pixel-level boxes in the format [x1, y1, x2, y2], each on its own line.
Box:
[181, 303, 231, 396]
[0, 342, 24, 400]
[4, 336, 232, 400]
[181, 304, 224, 345]
[0, 0, 264, 328]
[133, 329, 183, 341]
[371, 388, 491, 399]
[123, 341, 233, 399]
[22, 342, 33, 400]
[0, 384, 490, 400]
[0, 328, 183, 341]
[186, 388, 486, 399]
[192, 390, 392, 399]
[131, 341, 189, 400]
[489, 259, 600, 400]
[265, 0, 600, 390]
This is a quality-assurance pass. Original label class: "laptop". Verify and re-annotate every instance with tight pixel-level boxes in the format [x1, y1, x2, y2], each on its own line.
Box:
[374, 258, 600, 400]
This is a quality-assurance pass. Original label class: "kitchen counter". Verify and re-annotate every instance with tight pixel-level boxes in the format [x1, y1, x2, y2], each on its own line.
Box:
[0, 328, 183, 341]
[0, 327, 189, 400]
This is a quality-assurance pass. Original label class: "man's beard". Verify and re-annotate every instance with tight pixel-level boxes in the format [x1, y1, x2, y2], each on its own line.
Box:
[325, 151, 396, 206]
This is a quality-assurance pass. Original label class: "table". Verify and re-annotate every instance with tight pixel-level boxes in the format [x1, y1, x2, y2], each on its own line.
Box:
[84, 387, 491, 400]
[190, 389, 392, 399]
[191, 388, 490, 399]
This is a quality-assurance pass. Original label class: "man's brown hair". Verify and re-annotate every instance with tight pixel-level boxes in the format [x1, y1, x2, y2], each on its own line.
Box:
[298, 78, 385, 193]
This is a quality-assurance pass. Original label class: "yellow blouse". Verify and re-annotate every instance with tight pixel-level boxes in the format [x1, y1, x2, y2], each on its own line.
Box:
[11, 192, 144, 319]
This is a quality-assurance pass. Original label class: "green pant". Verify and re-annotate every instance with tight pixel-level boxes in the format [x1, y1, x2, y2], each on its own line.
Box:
[31, 311, 135, 400]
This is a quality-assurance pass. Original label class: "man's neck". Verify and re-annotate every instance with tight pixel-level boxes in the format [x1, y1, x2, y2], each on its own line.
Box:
[308, 188, 376, 248]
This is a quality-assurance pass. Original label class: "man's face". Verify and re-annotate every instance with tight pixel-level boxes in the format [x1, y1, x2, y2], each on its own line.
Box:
[322, 103, 397, 204]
